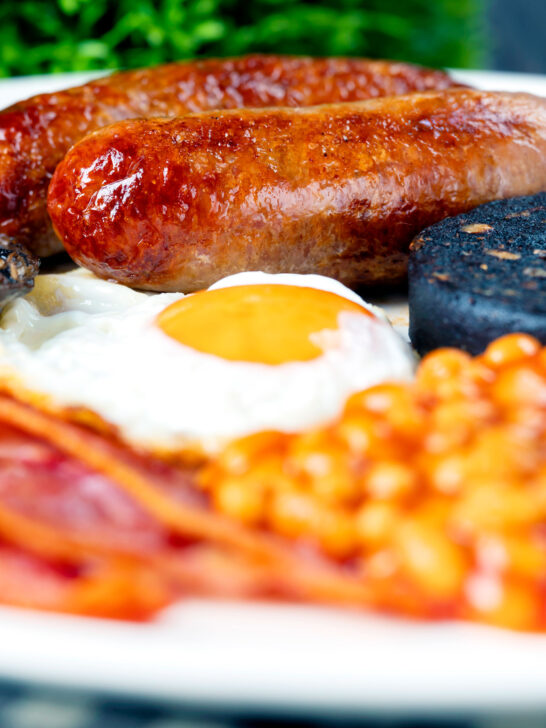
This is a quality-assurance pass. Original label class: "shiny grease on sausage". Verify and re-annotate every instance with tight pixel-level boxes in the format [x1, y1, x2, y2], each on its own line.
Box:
[48, 89, 546, 292]
[0, 55, 460, 257]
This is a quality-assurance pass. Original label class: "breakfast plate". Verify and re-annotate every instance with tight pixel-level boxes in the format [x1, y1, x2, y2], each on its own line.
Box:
[0, 68, 545, 718]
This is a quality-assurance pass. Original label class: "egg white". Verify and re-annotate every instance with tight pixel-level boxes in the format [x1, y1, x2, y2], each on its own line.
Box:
[0, 269, 414, 454]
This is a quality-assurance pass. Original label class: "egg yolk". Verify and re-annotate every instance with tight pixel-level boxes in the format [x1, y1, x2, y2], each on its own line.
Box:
[156, 284, 373, 365]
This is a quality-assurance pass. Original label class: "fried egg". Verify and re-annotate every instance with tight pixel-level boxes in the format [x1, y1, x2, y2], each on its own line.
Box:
[0, 270, 414, 454]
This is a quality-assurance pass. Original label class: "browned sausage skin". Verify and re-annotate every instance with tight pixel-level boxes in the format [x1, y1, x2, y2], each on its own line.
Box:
[0, 55, 460, 257]
[48, 89, 546, 293]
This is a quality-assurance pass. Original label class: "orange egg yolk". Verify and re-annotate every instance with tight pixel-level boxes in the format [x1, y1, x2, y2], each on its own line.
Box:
[156, 284, 373, 365]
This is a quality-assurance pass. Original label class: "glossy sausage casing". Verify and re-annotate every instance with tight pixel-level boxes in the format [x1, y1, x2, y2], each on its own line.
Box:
[0, 55, 459, 256]
[48, 89, 546, 292]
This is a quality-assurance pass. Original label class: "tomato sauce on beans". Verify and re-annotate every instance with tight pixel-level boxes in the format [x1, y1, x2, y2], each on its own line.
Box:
[200, 334, 546, 630]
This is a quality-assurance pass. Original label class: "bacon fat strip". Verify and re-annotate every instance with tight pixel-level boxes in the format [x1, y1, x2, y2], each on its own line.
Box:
[48, 89, 546, 293]
[0, 55, 459, 257]
[0, 397, 372, 608]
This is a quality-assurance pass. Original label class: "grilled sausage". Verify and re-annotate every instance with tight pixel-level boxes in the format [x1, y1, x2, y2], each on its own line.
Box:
[48, 89, 546, 293]
[0, 56, 460, 257]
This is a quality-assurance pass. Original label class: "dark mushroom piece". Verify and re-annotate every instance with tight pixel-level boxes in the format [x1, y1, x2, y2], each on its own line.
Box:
[0, 235, 39, 310]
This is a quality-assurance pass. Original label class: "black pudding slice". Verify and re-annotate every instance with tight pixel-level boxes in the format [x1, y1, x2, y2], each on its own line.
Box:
[409, 192, 546, 355]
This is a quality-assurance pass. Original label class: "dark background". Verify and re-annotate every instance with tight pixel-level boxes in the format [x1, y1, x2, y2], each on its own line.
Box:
[489, 0, 546, 72]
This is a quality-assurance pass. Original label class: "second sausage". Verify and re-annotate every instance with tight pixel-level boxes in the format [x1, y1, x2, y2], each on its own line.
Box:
[48, 89, 546, 292]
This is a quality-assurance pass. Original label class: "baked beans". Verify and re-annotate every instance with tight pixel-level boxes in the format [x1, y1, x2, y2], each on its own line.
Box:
[200, 334, 546, 630]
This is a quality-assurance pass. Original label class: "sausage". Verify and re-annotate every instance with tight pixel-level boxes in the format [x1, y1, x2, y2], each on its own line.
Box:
[0, 55, 460, 257]
[48, 89, 546, 292]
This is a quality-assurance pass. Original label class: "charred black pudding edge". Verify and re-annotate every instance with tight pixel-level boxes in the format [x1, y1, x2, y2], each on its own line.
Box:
[409, 276, 546, 356]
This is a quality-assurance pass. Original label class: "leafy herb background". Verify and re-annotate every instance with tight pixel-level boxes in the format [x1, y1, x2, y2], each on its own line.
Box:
[1, 0, 486, 77]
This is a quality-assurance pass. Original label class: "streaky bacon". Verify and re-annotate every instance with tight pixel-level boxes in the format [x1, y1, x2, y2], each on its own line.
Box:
[0, 397, 371, 618]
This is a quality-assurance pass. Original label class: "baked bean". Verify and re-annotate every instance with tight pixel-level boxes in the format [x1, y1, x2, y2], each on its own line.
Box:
[201, 334, 546, 630]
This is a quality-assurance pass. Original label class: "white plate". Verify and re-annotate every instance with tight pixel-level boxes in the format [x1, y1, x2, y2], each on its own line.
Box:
[1, 69, 546, 717]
